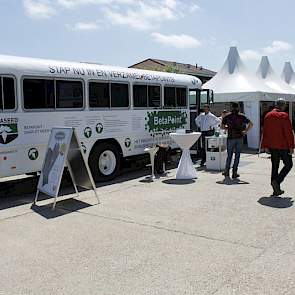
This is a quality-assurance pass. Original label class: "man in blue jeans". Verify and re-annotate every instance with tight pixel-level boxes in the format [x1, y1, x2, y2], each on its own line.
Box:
[221, 103, 253, 178]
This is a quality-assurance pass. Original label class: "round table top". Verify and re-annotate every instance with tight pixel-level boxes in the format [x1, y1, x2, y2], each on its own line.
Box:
[169, 132, 201, 149]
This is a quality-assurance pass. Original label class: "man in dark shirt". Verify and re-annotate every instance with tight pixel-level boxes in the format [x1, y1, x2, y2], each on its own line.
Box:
[261, 98, 294, 196]
[221, 102, 253, 178]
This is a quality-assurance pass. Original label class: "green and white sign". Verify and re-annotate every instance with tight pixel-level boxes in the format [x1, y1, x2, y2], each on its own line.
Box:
[0, 118, 18, 144]
[145, 111, 187, 134]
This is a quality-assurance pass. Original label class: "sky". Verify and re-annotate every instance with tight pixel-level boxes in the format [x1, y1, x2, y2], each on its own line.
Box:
[1, 0, 295, 74]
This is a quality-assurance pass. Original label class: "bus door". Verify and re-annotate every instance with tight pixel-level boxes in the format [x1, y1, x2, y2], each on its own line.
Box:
[189, 89, 214, 154]
[189, 89, 214, 131]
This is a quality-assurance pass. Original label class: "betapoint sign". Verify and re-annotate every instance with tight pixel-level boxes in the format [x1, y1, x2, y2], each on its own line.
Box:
[145, 111, 187, 133]
[154, 115, 183, 126]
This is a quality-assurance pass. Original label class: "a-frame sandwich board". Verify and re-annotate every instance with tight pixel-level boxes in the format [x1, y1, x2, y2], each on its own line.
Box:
[34, 127, 100, 209]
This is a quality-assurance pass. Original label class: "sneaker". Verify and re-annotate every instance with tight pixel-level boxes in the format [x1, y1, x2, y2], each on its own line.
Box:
[232, 172, 240, 179]
[271, 191, 284, 197]
[271, 180, 283, 196]
[222, 171, 229, 177]
[271, 189, 284, 197]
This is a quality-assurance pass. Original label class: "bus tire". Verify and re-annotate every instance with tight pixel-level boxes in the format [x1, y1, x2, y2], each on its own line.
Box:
[89, 142, 121, 182]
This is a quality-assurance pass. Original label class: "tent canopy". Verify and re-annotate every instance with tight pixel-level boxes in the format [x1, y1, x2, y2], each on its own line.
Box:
[203, 47, 295, 103]
[257, 56, 295, 94]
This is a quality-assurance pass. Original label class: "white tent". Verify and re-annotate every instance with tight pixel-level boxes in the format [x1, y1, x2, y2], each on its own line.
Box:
[281, 62, 295, 124]
[281, 62, 295, 91]
[257, 56, 295, 94]
[203, 47, 295, 149]
[204, 47, 274, 103]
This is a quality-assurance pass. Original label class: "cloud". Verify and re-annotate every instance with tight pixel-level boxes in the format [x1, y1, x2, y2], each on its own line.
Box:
[57, 0, 136, 8]
[23, 0, 56, 19]
[22, 0, 202, 32]
[151, 32, 202, 49]
[240, 40, 293, 61]
[66, 21, 100, 31]
[263, 40, 293, 54]
[164, 0, 177, 9]
[240, 49, 260, 61]
[75, 0, 198, 31]
[189, 2, 200, 12]
[105, 1, 177, 31]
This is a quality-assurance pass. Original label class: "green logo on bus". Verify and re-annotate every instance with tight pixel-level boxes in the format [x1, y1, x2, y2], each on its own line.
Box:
[145, 111, 187, 134]
[124, 138, 131, 148]
[0, 118, 18, 144]
[96, 123, 103, 134]
[84, 127, 92, 138]
[28, 148, 39, 160]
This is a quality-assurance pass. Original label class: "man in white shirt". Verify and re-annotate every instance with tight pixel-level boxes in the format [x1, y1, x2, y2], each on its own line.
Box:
[195, 104, 221, 166]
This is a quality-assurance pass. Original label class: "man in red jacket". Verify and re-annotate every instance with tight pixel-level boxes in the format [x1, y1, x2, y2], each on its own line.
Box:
[261, 98, 294, 196]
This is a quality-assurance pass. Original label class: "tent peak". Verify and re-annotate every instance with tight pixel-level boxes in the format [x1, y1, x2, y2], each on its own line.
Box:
[203, 46, 275, 94]
[281, 61, 295, 84]
[256, 56, 295, 94]
[227, 46, 240, 74]
[257, 56, 272, 79]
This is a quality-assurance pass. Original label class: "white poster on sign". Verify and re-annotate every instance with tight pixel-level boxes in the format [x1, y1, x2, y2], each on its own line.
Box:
[37, 127, 72, 197]
[35, 127, 99, 209]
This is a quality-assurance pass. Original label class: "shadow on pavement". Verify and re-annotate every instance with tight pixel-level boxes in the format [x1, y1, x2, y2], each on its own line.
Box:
[216, 178, 250, 185]
[31, 198, 92, 219]
[258, 196, 294, 209]
[139, 172, 170, 183]
[139, 177, 158, 183]
[0, 160, 179, 211]
[0, 166, 150, 210]
[162, 179, 196, 185]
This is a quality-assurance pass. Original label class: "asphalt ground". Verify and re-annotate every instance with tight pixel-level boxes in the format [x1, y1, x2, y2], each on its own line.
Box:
[1, 153, 295, 295]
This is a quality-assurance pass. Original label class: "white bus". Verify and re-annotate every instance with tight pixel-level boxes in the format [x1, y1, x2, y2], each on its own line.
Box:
[0, 55, 212, 181]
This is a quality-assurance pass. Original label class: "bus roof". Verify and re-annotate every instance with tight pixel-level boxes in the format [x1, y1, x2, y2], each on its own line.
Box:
[0, 54, 202, 88]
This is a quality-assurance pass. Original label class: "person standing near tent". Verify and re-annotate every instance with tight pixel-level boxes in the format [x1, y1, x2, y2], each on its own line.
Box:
[221, 102, 253, 178]
[195, 104, 221, 166]
[261, 98, 294, 196]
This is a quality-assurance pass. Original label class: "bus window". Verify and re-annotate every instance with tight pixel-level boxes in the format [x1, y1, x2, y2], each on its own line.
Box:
[189, 89, 196, 109]
[133, 85, 147, 108]
[3, 77, 16, 110]
[0, 77, 16, 111]
[56, 80, 83, 108]
[164, 86, 176, 108]
[23, 79, 54, 109]
[176, 87, 187, 107]
[148, 85, 160, 108]
[111, 83, 129, 108]
[89, 82, 110, 108]
[200, 91, 208, 105]
[0, 78, 2, 110]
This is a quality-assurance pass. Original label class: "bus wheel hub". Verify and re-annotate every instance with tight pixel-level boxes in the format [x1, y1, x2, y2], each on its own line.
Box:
[98, 150, 116, 176]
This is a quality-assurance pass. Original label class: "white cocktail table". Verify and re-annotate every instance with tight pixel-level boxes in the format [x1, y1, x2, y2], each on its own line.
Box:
[169, 132, 201, 179]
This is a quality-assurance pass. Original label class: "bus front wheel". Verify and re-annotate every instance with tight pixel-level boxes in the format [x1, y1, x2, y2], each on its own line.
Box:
[89, 143, 121, 182]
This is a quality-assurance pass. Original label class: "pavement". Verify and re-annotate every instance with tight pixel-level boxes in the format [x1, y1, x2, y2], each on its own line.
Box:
[1, 153, 295, 295]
